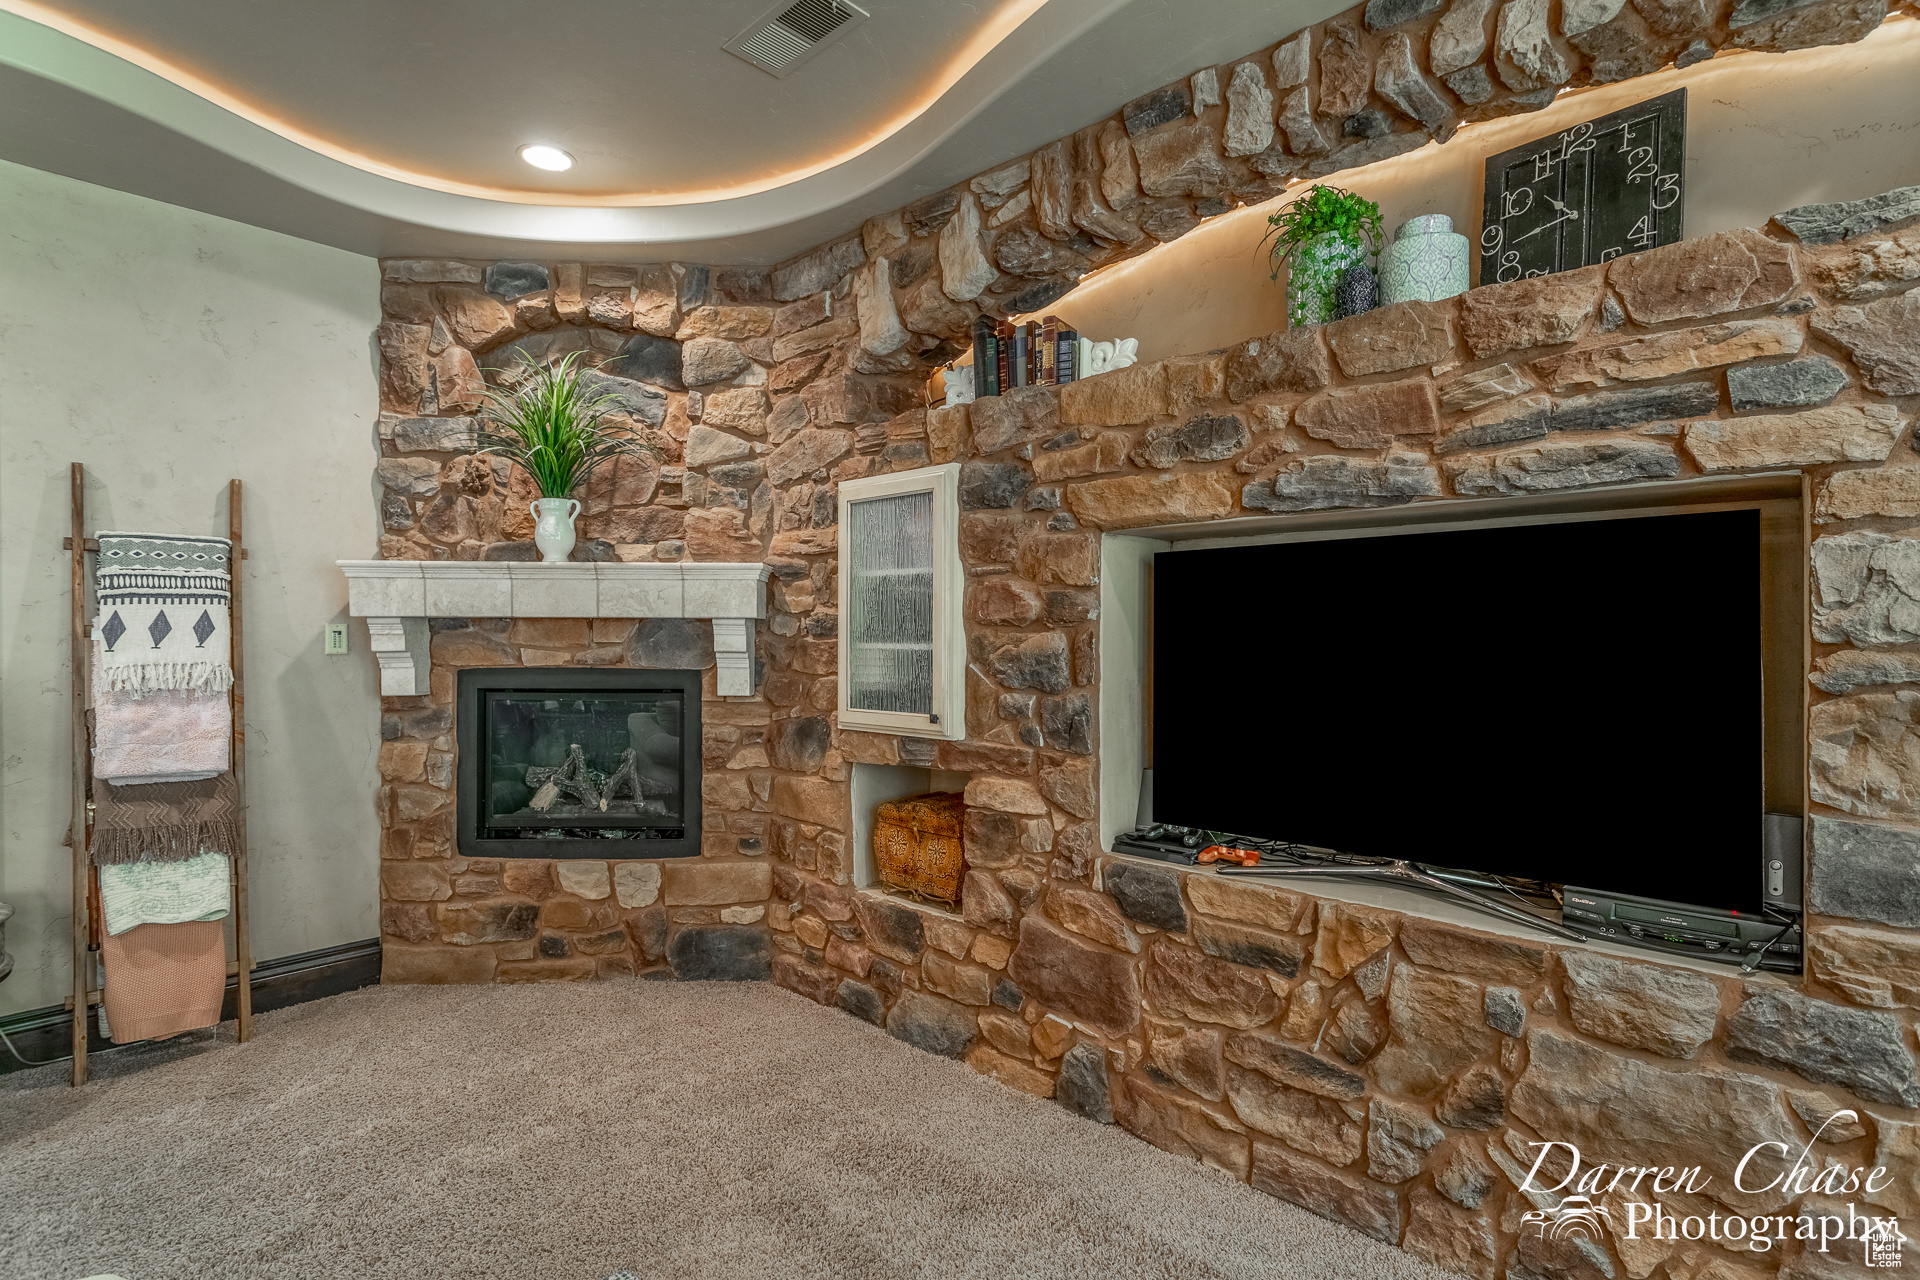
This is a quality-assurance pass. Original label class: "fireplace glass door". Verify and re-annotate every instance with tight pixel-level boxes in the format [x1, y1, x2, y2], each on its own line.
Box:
[457, 668, 702, 858]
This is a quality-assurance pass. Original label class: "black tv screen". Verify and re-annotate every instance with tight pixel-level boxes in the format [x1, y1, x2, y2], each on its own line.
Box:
[1152, 508, 1764, 915]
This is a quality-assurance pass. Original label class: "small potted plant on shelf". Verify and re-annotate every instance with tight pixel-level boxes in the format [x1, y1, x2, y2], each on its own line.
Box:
[476, 351, 656, 562]
[1262, 185, 1386, 328]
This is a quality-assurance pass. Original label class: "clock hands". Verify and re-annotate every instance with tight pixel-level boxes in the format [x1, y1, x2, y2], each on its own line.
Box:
[1512, 197, 1581, 244]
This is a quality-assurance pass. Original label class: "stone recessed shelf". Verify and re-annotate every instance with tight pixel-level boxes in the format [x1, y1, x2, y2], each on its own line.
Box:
[337, 560, 771, 698]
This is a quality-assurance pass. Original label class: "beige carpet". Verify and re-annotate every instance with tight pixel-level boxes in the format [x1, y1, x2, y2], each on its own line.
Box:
[2, 980, 1452, 1280]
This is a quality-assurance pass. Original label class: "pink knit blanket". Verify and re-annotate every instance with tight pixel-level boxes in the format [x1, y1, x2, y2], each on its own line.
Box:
[92, 645, 230, 783]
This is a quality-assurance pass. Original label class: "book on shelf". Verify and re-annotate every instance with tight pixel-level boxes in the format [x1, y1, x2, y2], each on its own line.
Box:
[971, 315, 996, 400]
[967, 314, 1083, 398]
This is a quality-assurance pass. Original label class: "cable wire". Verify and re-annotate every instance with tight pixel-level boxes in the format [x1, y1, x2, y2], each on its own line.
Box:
[0, 1023, 70, 1068]
[1740, 907, 1803, 973]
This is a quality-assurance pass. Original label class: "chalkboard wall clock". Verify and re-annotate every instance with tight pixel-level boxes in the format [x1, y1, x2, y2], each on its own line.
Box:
[1478, 89, 1686, 286]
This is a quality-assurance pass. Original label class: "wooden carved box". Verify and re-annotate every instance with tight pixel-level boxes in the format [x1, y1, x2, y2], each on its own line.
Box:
[872, 792, 966, 909]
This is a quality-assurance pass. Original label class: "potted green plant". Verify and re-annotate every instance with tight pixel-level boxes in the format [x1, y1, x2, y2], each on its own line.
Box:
[1261, 185, 1386, 328]
[476, 351, 656, 562]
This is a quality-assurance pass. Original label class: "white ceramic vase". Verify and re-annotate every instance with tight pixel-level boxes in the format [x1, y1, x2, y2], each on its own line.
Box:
[1380, 214, 1470, 305]
[531, 497, 581, 563]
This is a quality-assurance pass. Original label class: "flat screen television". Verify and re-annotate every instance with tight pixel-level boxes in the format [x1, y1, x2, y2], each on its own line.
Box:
[1151, 508, 1768, 916]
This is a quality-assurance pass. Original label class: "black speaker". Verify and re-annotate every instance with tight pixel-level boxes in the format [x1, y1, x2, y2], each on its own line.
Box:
[1763, 813, 1804, 912]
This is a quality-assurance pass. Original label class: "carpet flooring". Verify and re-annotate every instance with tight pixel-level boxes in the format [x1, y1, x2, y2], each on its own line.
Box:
[1, 980, 1452, 1280]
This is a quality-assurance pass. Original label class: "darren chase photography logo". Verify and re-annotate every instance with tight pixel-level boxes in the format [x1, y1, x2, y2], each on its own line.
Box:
[1518, 1112, 1907, 1266]
[1521, 1194, 1613, 1242]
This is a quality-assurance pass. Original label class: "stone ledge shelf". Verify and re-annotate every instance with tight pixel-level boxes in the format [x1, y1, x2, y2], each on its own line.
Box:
[337, 561, 772, 698]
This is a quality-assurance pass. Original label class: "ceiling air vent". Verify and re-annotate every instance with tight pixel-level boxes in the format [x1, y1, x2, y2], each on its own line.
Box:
[724, 0, 870, 78]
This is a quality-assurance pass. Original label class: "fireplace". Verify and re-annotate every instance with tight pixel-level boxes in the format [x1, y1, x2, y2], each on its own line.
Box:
[456, 668, 703, 860]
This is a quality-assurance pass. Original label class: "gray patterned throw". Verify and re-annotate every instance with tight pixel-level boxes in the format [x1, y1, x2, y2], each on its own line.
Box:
[94, 531, 234, 695]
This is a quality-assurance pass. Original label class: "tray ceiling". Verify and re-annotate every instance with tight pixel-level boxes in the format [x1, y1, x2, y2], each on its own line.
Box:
[0, 0, 1343, 261]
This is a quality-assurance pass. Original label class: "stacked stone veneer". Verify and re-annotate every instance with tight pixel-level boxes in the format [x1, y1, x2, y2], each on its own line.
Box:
[822, 211, 1918, 1280]
[365, 0, 1918, 541]
[372, 189, 1920, 1275]
[376, 616, 789, 984]
[365, 0, 1920, 1270]
[366, 0, 1915, 565]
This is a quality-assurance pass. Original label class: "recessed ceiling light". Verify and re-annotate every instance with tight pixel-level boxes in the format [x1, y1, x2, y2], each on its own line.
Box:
[519, 145, 574, 172]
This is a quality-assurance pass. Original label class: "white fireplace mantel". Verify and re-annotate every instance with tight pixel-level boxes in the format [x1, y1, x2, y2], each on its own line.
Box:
[336, 560, 772, 697]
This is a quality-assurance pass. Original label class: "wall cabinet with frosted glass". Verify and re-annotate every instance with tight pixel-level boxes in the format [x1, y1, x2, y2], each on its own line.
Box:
[836, 463, 965, 740]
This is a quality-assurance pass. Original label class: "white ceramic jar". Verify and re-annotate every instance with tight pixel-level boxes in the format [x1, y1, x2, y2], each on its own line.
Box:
[1380, 214, 1470, 305]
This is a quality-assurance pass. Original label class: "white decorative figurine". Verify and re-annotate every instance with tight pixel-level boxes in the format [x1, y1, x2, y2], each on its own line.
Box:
[1082, 337, 1141, 377]
[941, 367, 976, 407]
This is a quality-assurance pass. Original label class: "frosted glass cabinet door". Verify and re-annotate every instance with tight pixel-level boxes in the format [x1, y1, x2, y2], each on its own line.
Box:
[837, 464, 964, 739]
[847, 490, 934, 714]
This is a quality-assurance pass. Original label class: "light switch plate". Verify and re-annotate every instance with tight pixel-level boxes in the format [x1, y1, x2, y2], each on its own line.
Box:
[324, 623, 349, 655]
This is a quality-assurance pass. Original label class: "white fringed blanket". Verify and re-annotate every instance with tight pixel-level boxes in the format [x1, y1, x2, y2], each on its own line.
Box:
[94, 532, 234, 695]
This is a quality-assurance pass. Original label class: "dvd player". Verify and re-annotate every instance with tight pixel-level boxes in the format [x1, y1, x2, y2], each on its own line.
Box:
[1561, 886, 1801, 972]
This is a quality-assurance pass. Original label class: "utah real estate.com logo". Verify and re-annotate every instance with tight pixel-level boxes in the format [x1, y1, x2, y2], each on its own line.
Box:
[1518, 1111, 1906, 1268]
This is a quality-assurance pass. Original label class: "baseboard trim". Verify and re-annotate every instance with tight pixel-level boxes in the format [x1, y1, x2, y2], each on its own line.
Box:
[0, 936, 381, 1074]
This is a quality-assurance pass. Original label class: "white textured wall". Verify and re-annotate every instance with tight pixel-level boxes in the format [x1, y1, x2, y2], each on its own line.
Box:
[1050, 19, 1920, 362]
[0, 159, 383, 1016]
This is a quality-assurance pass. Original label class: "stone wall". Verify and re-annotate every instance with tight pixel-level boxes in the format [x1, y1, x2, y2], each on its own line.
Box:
[372, 187, 1920, 1275]
[375, 616, 780, 985]
[367, 0, 1916, 568]
[804, 204, 1920, 1280]
[364, 0, 1920, 1271]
